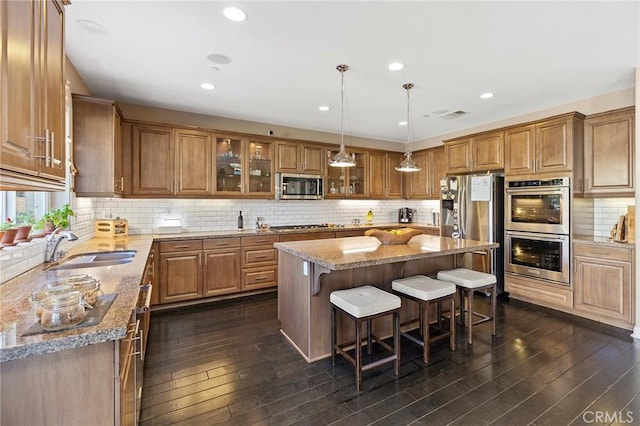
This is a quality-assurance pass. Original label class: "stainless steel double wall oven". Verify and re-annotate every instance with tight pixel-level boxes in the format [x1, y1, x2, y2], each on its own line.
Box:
[505, 177, 571, 284]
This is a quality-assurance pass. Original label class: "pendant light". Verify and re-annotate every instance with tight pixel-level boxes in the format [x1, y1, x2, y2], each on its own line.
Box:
[395, 83, 421, 173]
[329, 64, 356, 168]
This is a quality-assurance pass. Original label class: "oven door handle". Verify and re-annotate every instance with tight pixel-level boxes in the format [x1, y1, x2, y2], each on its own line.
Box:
[505, 230, 568, 242]
[505, 187, 567, 195]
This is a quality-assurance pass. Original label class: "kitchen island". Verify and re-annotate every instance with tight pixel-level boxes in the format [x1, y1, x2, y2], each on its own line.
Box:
[275, 234, 499, 362]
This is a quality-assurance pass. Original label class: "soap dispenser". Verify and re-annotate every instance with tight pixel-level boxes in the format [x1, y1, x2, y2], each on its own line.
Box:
[366, 209, 374, 224]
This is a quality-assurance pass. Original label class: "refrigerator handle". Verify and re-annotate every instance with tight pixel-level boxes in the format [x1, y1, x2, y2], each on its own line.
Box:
[459, 183, 466, 237]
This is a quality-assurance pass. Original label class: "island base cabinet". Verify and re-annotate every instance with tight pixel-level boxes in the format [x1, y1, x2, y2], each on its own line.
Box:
[0, 342, 118, 425]
[573, 243, 634, 329]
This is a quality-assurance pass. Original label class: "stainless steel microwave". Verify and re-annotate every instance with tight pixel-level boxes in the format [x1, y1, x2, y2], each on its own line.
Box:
[276, 173, 324, 200]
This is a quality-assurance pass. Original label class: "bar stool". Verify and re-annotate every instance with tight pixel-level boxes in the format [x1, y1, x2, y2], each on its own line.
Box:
[437, 268, 497, 344]
[330, 285, 401, 392]
[391, 275, 456, 364]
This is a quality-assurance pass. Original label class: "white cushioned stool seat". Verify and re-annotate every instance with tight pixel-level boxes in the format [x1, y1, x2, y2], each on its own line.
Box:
[437, 268, 497, 288]
[330, 285, 401, 318]
[392, 275, 456, 301]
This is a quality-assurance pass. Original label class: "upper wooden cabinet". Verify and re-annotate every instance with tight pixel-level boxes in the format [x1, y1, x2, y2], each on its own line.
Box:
[275, 141, 324, 175]
[505, 113, 584, 177]
[131, 124, 213, 196]
[214, 134, 274, 197]
[325, 147, 368, 197]
[1, 0, 66, 189]
[444, 131, 504, 174]
[368, 151, 403, 199]
[583, 107, 634, 197]
[72, 95, 124, 197]
[405, 146, 445, 199]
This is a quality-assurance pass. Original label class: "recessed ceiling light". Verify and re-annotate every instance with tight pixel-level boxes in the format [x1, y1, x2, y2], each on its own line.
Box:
[398, 121, 408, 126]
[76, 19, 108, 34]
[480, 92, 494, 99]
[318, 105, 330, 112]
[200, 83, 215, 90]
[223, 7, 247, 22]
[388, 62, 404, 71]
[207, 53, 232, 65]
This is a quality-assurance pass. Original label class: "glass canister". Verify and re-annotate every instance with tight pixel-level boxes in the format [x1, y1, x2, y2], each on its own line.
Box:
[30, 284, 73, 320]
[40, 291, 87, 331]
[60, 276, 101, 306]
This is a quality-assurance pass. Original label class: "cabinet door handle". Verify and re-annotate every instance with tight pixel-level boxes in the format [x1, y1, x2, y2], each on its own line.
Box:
[254, 276, 267, 281]
[254, 239, 269, 243]
[216, 242, 229, 246]
[45, 129, 51, 167]
[254, 255, 268, 259]
[50, 131, 55, 167]
[173, 245, 189, 249]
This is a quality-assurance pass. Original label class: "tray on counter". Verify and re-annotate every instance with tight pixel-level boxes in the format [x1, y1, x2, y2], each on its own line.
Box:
[22, 293, 118, 337]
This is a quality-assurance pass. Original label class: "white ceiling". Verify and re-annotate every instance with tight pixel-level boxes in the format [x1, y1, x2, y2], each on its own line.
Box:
[65, 1, 639, 144]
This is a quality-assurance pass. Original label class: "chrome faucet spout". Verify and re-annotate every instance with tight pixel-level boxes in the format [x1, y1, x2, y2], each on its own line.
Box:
[46, 231, 79, 263]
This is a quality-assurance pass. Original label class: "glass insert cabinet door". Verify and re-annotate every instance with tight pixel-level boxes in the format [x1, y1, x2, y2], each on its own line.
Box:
[325, 148, 367, 197]
[215, 135, 243, 193]
[247, 139, 273, 195]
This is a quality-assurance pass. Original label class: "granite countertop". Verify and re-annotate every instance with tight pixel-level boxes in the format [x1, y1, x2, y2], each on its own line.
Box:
[149, 222, 439, 241]
[572, 235, 636, 249]
[274, 234, 499, 271]
[0, 236, 153, 362]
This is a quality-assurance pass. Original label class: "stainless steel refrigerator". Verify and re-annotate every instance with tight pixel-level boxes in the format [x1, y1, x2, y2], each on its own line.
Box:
[440, 174, 505, 295]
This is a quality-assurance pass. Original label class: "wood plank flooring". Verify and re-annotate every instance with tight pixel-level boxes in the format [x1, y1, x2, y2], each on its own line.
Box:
[140, 292, 639, 425]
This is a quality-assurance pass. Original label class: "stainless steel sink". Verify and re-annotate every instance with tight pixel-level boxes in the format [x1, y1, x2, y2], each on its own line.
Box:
[46, 250, 137, 271]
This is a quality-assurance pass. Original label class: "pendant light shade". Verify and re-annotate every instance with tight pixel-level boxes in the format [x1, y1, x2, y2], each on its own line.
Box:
[396, 83, 421, 173]
[329, 64, 356, 168]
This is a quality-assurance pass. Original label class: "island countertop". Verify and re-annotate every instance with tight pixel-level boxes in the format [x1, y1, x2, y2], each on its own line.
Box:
[274, 234, 499, 271]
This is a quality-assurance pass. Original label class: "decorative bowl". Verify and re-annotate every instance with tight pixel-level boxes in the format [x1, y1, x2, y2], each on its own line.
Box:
[364, 228, 424, 244]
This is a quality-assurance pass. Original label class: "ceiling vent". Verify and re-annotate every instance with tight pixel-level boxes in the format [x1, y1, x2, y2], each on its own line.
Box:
[439, 110, 469, 120]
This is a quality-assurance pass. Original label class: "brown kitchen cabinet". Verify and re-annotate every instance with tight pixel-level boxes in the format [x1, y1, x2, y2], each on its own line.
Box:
[505, 113, 585, 178]
[241, 235, 279, 290]
[444, 131, 504, 174]
[275, 140, 324, 175]
[573, 243, 634, 329]
[583, 107, 635, 196]
[202, 237, 242, 296]
[1, 0, 66, 189]
[368, 151, 403, 199]
[72, 95, 125, 197]
[405, 146, 445, 199]
[158, 240, 203, 303]
[325, 147, 368, 197]
[215, 134, 274, 197]
[131, 124, 213, 196]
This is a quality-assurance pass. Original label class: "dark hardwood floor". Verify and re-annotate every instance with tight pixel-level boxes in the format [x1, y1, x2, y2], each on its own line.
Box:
[140, 292, 639, 425]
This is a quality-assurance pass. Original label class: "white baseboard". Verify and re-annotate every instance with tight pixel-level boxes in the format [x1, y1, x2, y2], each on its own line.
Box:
[631, 325, 640, 340]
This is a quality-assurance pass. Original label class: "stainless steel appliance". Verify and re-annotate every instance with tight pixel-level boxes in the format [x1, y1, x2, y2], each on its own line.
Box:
[505, 177, 570, 234]
[440, 174, 505, 294]
[399, 207, 415, 223]
[505, 231, 570, 284]
[276, 173, 324, 200]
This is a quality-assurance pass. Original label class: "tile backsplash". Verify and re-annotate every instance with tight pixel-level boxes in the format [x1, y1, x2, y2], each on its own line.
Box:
[593, 197, 635, 238]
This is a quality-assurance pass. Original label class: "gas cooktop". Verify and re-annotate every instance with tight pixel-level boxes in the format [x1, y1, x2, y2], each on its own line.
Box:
[270, 224, 330, 230]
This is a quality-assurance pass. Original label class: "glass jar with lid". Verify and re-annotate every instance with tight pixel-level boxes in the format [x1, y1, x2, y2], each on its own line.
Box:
[40, 291, 87, 331]
[59, 276, 101, 306]
[30, 284, 73, 320]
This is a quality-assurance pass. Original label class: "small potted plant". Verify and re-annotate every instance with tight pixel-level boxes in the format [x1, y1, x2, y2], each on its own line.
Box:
[36, 204, 75, 235]
[15, 211, 35, 242]
[0, 218, 18, 247]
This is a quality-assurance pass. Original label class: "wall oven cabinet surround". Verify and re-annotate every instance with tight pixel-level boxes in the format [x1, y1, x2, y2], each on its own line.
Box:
[72, 95, 124, 197]
[368, 151, 403, 199]
[505, 231, 570, 284]
[275, 141, 324, 175]
[573, 243, 634, 329]
[443, 131, 504, 174]
[583, 107, 635, 197]
[1, 0, 66, 189]
[505, 177, 570, 234]
[505, 273, 573, 309]
[325, 147, 368, 197]
[215, 134, 274, 197]
[505, 113, 585, 178]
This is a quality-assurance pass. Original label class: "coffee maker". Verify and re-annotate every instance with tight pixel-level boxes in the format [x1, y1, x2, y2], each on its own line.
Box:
[398, 207, 415, 223]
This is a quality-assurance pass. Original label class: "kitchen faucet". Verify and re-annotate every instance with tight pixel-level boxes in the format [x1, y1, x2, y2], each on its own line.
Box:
[46, 229, 79, 263]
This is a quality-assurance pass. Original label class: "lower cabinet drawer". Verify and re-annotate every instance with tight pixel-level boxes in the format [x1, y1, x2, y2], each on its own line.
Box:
[243, 247, 277, 266]
[243, 267, 277, 290]
[505, 273, 573, 309]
